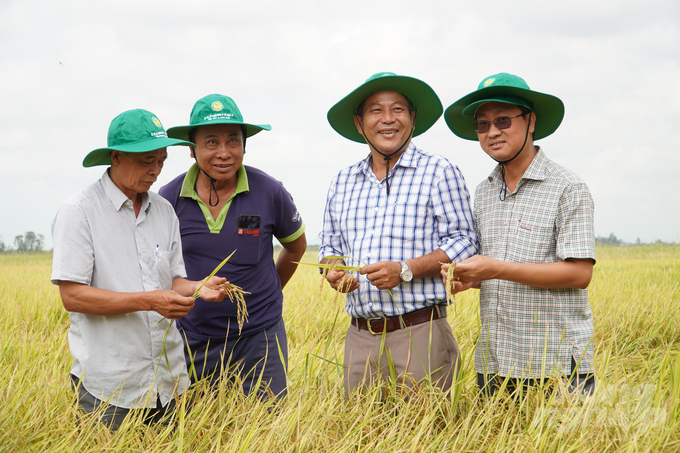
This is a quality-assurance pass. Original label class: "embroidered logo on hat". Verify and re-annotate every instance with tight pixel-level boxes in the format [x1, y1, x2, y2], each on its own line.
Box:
[152, 117, 162, 127]
[483, 78, 495, 87]
[211, 101, 224, 111]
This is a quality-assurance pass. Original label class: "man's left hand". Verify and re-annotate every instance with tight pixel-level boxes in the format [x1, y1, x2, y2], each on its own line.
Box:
[359, 261, 402, 290]
[196, 276, 228, 302]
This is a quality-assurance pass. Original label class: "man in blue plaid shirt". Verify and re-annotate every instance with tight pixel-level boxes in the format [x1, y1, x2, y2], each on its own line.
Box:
[320, 72, 478, 397]
[443, 73, 596, 397]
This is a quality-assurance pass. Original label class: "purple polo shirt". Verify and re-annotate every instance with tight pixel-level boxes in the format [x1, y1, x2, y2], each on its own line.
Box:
[159, 164, 305, 341]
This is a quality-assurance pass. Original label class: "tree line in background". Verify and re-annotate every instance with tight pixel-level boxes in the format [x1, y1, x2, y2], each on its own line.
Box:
[0, 232, 45, 253]
[0, 232, 675, 254]
[594, 233, 677, 246]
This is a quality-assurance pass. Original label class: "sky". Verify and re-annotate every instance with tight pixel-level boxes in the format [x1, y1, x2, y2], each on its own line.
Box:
[1, 0, 678, 249]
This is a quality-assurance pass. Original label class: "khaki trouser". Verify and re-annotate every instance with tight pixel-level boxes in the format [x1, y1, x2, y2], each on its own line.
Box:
[343, 317, 460, 398]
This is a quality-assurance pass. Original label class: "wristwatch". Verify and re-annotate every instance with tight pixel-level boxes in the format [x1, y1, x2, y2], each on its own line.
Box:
[399, 261, 413, 283]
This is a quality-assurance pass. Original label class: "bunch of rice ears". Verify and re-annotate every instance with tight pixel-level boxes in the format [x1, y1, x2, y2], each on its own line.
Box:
[160, 250, 249, 384]
[295, 255, 364, 294]
[443, 261, 456, 305]
[298, 256, 400, 305]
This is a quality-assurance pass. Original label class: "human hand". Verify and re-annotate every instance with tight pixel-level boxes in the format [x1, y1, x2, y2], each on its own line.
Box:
[454, 255, 500, 282]
[150, 290, 195, 319]
[326, 269, 359, 293]
[440, 263, 473, 295]
[359, 261, 401, 290]
[195, 276, 228, 302]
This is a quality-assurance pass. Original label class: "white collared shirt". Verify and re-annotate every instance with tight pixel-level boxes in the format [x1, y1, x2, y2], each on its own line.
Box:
[51, 170, 189, 409]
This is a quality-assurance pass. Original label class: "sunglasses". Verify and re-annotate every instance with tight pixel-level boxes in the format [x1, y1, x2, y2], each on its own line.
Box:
[473, 113, 526, 133]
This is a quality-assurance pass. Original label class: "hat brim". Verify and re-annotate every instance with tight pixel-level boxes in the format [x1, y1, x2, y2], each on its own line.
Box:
[167, 121, 271, 141]
[444, 86, 564, 141]
[327, 75, 443, 143]
[82, 137, 194, 167]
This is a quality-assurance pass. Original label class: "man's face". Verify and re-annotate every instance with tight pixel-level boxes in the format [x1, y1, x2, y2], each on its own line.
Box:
[354, 90, 415, 154]
[192, 124, 244, 184]
[475, 101, 535, 161]
[110, 149, 167, 198]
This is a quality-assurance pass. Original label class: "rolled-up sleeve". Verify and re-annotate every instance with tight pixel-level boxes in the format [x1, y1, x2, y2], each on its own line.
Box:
[433, 163, 478, 263]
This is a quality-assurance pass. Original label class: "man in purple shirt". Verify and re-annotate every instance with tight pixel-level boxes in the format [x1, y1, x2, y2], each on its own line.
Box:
[159, 94, 306, 399]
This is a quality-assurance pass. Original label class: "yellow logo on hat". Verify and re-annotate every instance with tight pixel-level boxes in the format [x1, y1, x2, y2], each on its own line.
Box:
[152, 117, 162, 127]
[211, 101, 224, 112]
[483, 78, 495, 87]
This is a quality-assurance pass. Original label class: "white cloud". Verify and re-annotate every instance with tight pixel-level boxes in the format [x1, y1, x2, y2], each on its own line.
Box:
[0, 0, 678, 249]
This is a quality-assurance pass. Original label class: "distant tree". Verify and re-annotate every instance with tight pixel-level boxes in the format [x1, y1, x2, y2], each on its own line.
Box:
[595, 233, 625, 246]
[14, 231, 45, 252]
[14, 235, 24, 251]
[0, 235, 5, 253]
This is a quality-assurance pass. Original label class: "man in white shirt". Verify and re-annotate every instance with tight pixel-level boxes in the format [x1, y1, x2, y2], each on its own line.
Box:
[51, 109, 227, 429]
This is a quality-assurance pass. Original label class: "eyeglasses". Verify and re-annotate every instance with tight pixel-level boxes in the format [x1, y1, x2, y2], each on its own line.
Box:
[473, 113, 525, 133]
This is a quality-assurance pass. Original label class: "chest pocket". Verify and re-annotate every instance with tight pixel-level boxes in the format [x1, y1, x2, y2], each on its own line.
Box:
[511, 215, 556, 263]
[230, 214, 262, 266]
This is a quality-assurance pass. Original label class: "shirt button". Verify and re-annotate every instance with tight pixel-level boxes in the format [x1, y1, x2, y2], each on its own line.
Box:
[378, 184, 383, 189]
[374, 207, 378, 212]
[367, 252, 371, 257]
[207, 216, 212, 220]
[368, 303, 373, 307]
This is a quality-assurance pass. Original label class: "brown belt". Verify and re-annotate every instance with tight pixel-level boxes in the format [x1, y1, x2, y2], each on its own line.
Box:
[351, 306, 444, 335]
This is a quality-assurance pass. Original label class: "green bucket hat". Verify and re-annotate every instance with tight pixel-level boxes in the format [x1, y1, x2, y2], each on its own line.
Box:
[167, 94, 271, 141]
[83, 109, 193, 167]
[327, 72, 443, 143]
[444, 73, 564, 141]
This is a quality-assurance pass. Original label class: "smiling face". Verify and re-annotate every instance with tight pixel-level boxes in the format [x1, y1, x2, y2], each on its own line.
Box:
[192, 123, 244, 185]
[475, 101, 535, 163]
[353, 90, 415, 155]
[109, 149, 167, 199]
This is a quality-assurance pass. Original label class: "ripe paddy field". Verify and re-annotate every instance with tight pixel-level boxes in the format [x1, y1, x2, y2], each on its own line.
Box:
[1, 244, 679, 452]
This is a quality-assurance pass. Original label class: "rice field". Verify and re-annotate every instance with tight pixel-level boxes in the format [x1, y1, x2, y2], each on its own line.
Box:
[1, 245, 679, 452]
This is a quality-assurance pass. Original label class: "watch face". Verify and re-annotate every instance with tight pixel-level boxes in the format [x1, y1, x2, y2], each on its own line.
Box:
[403, 270, 413, 282]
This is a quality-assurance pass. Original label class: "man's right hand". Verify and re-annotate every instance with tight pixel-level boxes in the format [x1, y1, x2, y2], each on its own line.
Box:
[325, 269, 359, 293]
[149, 290, 195, 319]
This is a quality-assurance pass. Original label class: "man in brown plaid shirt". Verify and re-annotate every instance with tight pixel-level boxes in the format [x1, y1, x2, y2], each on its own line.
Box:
[442, 73, 596, 396]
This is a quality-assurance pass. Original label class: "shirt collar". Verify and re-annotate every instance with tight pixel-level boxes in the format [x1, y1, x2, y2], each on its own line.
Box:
[489, 146, 547, 184]
[353, 142, 419, 177]
[179, 163, 249, 200]
[101, 169, 150, 212]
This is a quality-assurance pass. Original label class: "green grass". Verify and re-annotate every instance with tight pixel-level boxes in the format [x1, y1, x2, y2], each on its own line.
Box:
[0, 245, 679, 452]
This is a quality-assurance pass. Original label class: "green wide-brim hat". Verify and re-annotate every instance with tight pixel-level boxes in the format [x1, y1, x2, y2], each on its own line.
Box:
[444, 73, 565, 141]
[167, 94, 271, 141]
[83, 109, 194, 167]
[327, 72, 443, 143]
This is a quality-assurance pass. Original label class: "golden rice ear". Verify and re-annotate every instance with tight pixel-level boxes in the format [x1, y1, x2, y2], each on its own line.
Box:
[444, 262, 456, 306]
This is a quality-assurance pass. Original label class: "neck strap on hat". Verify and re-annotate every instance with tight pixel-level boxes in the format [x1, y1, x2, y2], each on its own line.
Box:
[191, 125, 248, 207]
[358, 112, 416, 196]
[194, 158, 220, 207]
[494, 110, 532, 202]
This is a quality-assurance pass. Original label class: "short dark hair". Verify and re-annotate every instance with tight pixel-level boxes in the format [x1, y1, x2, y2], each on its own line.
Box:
[355, 94, 415, 117]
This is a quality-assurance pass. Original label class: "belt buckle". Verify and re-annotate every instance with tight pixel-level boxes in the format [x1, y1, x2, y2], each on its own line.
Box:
[366, 317, 385, 335]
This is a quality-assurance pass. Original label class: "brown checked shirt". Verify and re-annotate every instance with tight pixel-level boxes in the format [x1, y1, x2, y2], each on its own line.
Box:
[474, 148, 596, 378]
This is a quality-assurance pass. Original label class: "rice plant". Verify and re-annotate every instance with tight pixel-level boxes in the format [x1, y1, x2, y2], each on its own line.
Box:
[0, 245, 678, 452]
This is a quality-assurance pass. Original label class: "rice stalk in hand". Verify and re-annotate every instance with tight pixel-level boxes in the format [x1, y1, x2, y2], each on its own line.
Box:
[443, 262, 456, 306]
[198, 283, 250, 333]
[160, 249, 239, 380]
[191, 249, 236, 298]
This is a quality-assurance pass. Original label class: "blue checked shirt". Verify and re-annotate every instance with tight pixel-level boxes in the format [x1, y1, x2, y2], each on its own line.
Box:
[319, 143, 478, 319]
